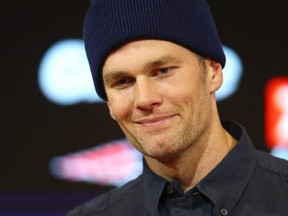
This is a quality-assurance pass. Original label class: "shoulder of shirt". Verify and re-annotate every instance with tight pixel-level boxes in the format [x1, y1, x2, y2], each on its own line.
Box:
[255, 150, 288, 178]
[66, 174, 144, 216]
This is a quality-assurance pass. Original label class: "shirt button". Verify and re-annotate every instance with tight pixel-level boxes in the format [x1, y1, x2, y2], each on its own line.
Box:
[166, 185, 174, 194]
[220, 208, 228, 216]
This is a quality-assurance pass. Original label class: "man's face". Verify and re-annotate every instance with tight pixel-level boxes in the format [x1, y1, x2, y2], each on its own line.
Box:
[103, 40, 222, 161]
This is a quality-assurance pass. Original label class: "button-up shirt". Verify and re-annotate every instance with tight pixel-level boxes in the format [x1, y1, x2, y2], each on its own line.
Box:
[67, 120, 288, 216]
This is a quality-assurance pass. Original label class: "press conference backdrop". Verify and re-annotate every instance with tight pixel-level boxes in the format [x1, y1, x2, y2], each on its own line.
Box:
[1, 0, 288, 215]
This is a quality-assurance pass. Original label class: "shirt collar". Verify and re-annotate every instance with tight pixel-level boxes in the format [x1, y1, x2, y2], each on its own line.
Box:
[141, 120, 257, 215]
[142, 160, 167, 216]
[197, 120, 257, 213]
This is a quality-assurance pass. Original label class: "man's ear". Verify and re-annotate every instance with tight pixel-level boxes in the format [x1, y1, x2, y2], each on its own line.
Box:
[107, 101, 116, 121]
[208, 60, 223, 94]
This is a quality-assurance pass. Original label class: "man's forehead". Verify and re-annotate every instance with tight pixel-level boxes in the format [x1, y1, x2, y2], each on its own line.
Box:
[103, 53, 182, 82]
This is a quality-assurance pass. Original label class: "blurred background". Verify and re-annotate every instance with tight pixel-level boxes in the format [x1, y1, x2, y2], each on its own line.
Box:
[1, 0, 288, 215]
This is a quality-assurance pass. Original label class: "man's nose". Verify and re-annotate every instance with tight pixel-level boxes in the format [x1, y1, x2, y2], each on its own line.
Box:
[134, 78, 163, 111]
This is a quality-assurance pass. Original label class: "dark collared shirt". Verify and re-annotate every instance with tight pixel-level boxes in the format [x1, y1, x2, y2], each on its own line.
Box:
[67, 121, 288, 216]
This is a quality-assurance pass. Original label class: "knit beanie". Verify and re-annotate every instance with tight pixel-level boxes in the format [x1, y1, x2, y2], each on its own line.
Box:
[83, 0, 225, 101]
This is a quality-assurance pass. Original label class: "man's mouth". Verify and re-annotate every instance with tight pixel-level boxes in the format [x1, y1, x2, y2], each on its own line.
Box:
[134, 114, 177, 126]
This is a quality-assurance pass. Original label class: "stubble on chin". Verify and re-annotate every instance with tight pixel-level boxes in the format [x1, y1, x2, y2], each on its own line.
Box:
[125, 128, 191, 161]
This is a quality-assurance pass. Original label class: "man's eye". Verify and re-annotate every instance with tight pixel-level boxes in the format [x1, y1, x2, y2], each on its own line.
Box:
[159, 68, 170, 74]
[153, 67, 174, 77]
[111, 77, 133, 88]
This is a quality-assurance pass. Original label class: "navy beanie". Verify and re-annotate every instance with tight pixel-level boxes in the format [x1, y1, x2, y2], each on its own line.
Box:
[84, 0, 226, 101]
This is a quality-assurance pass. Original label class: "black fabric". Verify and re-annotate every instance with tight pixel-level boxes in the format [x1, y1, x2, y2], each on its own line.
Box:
[159, 183, 212, 215]
[66, 120, 288, 216]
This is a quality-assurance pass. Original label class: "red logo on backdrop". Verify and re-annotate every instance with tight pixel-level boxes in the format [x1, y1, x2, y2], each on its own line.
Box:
[265, 77, 288, 149]
[50, 139, 143, 186]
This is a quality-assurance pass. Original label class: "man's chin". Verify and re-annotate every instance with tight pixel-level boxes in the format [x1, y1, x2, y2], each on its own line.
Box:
[142, 148, 183, 163]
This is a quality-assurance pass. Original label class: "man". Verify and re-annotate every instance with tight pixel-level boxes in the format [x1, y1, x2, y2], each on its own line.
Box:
[67, 0, 288, 215]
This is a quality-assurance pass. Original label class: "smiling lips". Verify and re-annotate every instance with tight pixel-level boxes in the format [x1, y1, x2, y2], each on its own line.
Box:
[135, 114, 177, 126]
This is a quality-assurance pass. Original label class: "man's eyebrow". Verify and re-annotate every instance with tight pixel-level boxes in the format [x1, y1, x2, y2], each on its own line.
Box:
[103, 55, 180, 84]
[103, 70, 128, 85]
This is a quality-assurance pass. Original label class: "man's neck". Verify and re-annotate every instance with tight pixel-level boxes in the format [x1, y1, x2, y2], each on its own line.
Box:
[145, 123, 237, 192]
